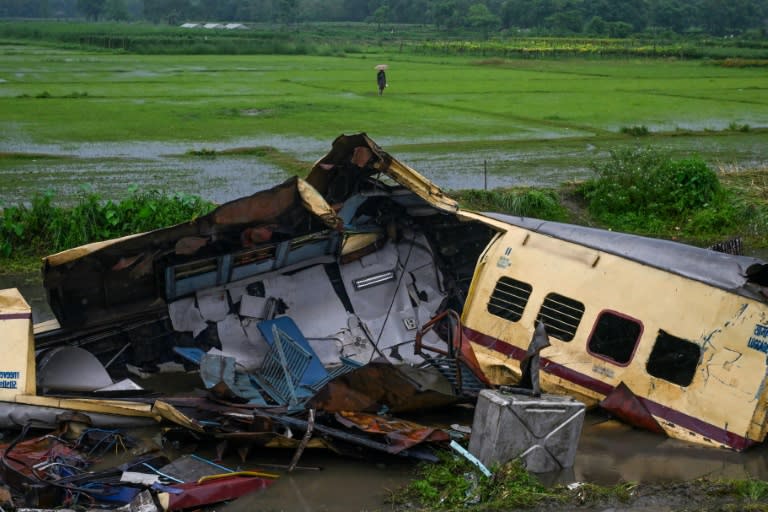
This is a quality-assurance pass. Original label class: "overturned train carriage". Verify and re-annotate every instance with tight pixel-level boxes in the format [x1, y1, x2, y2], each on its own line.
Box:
[34, 133, 495, 415]
[14, 133, 768, 450]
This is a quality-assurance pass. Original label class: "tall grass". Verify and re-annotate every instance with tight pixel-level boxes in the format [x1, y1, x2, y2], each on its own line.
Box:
[454, 188, 568, 221]
[0, 187, 215, 259]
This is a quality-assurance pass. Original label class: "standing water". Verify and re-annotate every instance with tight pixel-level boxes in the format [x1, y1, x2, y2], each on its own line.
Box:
[3, 272, 768, 511]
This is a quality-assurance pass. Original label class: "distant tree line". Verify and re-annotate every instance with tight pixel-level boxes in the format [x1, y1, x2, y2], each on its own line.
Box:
[1, 0, 766, 36]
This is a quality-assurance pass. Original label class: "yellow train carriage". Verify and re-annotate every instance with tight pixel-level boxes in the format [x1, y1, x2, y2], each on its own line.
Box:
[460, 212, 768, 451]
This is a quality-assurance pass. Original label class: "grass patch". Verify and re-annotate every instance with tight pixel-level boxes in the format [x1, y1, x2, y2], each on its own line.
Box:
[717, 58, 768, 68]
[454, 188, 568, 221]
[393, 455, 768, 512]
[0, 187, 215, 260]
[392, 451, 560, 511]
[0, 152, 72, 160]
[728, 121, 751, 132]
[726, 478, 768, 502]
[620, 125, 650, 136]
[185, 146, 312, 176]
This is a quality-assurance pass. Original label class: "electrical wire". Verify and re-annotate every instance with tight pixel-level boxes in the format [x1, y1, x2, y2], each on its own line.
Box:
[365, 232, 416, 364]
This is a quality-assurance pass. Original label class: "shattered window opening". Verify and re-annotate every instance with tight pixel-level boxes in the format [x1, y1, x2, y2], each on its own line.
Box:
[487, 277, 532, 322]
[537, 293, 585, 342]
[646, 330, 701, 387]
[587, 310, 643, 365]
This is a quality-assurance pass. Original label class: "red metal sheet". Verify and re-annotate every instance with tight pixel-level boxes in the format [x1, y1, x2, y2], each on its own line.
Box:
[600, 382, 665, 434]
[166, 475, 276, 510]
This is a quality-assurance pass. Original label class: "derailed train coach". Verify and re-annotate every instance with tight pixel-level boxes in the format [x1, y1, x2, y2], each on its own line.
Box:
[5, 132, 768, 451]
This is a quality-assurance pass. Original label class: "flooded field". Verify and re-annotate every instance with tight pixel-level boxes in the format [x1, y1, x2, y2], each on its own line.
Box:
[4, 271, 768, 511]
[1, 130, 767, 207]
[2, 43, 768, 512]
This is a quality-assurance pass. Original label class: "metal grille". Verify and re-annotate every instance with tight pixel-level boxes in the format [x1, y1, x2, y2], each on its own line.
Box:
[487, 277, 532, 322]
[252, 325, 312, 407]
[537, 292, 585, 342]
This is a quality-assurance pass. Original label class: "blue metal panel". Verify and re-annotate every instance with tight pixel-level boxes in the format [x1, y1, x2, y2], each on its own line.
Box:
[251, 325, 314, 407]
[258, 317, 329, 390]
[166, 234, 341, 300]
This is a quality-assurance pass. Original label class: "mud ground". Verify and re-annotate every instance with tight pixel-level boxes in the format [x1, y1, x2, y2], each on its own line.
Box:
[527, 480, 768, 512]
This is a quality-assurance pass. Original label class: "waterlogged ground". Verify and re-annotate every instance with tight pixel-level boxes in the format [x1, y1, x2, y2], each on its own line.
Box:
[2, 46, 768, 510]
[4, 274, 768, 511]
[2, 47, 767, 206]
[220, 411, 768, 512]
[1, 130, 767, 207]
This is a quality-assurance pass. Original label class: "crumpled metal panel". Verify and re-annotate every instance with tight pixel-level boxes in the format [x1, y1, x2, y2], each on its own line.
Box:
[334, 411, 450, 453]
[306, 133, 458, 213]
[599, 382, 665, 434]
[163, 475, 275, 511]
[307, 360, 460, 413]
[41, 177, 338, 329]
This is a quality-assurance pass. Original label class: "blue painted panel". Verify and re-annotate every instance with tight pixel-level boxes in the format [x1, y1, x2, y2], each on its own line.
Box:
[258, 317, 329, 389]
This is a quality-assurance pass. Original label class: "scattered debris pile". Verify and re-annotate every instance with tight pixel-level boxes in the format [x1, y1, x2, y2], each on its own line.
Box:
[0, 420, 280, 510]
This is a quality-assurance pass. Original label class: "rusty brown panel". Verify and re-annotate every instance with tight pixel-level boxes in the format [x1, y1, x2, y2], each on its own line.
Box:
[212, 178, 300, 226]
[600, 381, 665, 434]
[305, 134, 380, 193]
[334, 411, 450, 453]
[307, 362, 460, 414]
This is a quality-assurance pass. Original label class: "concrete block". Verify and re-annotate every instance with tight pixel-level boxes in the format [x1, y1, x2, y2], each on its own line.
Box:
[468, 389, 585, 473]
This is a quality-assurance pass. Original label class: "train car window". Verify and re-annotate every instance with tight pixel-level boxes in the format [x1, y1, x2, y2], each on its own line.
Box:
[487, 277, 532, 322]
[646, 330, 701, 386]
[587, 310, 642, 365]
[537, 293, 585, 342]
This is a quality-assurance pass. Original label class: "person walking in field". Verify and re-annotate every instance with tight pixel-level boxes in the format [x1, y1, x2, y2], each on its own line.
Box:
[376, 65, 388, 95]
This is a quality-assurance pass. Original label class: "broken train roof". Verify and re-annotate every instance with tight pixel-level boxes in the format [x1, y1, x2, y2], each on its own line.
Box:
[41, 133, 459, 330]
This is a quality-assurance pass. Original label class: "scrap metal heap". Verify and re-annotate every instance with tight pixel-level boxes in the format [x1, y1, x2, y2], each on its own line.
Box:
[0, 134, 499, 508]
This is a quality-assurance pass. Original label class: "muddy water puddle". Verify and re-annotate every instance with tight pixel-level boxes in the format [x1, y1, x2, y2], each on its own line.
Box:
[4, 273, 768, 511]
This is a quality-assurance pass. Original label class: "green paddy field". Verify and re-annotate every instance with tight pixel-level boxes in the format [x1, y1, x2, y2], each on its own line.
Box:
[1, 40, 766, 205]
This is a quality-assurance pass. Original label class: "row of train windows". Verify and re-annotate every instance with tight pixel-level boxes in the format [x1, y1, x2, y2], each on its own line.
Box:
[487, 276, 701, 387]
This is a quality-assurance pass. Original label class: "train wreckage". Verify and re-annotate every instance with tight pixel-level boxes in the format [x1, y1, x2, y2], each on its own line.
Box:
[3, 132, 768, 497]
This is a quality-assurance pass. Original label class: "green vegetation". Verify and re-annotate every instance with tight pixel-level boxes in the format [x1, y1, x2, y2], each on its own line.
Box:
[4, 0, 768, 38]
[574, 147, 768, 245]
[578, 148, 729, 231]
[2, 21, 768, 60]
[454, 148, 768, 250]
[0, 187, 215, 263]
[455, 189, 568, 221]
[393, 452, 768, 511]
[0, 20, 768, 59]
[726, 478, 768, 502]
[620, 125, 650, 136]
[392, 452, 560, 511]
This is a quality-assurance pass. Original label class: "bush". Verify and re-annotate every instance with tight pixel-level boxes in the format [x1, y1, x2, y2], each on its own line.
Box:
[0, 187, 215, 259]
[578, 147, 735, 235]
[620, 125, 650, 136]
[727, 121, 751, 132]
